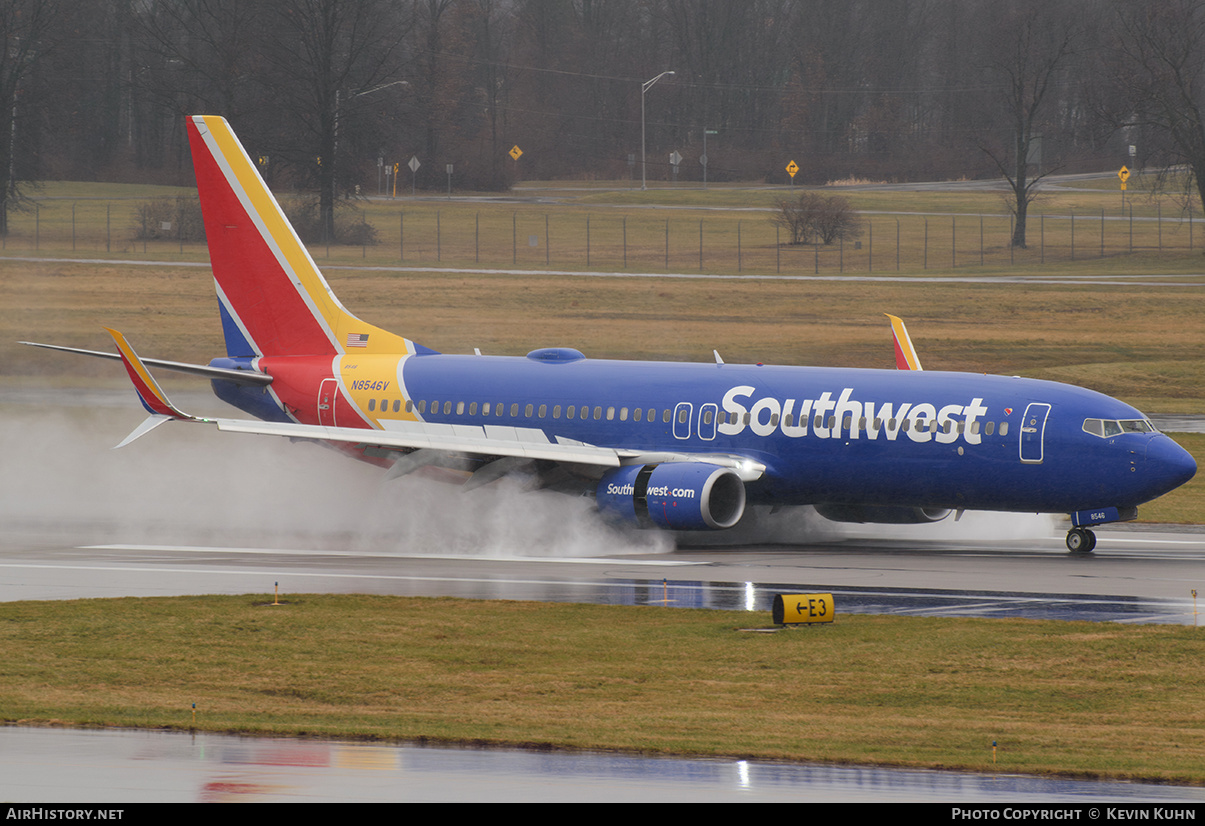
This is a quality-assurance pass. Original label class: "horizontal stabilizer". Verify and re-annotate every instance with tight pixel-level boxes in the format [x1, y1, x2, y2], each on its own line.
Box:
[20, 340, 272, 385]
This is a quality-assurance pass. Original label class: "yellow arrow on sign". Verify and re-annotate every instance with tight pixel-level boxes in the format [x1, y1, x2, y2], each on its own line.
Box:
[786, 160, 799, 178]
[509, 145, 523, 160]
[1118, 165, 1130, 182]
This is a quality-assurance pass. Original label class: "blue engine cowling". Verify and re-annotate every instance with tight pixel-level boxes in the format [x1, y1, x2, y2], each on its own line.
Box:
[596, 463, 746, 530]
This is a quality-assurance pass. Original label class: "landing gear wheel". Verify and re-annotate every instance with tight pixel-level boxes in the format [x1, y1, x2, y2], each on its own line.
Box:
[1066, 527, 1097, 554]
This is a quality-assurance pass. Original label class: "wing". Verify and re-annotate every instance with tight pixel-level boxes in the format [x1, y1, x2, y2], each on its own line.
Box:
[101, 329, 766, 486]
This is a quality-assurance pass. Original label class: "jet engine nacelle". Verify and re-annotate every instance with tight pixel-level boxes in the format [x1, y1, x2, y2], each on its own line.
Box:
[814, 504, 952, 524]
[597, 463, 746, 530]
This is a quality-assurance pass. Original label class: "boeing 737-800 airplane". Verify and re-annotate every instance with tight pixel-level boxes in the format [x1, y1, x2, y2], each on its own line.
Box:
[23, 116, 1197, 553]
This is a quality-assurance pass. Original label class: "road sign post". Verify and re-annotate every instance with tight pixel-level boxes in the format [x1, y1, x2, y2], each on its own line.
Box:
[408, 156, 420, 196]
[510, 145, 522, 180]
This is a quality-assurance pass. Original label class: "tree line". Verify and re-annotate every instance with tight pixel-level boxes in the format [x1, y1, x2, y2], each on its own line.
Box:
[4, 0, 1205, 247]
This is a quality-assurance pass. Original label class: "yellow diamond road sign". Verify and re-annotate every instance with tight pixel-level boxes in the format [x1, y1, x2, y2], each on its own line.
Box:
[786, 160, 799, 178]
[510, 145, 523, 161]
[1118, 165, 1130, 182]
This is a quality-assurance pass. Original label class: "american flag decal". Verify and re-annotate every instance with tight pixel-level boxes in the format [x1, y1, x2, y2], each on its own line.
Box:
[346, 333, 369, 348]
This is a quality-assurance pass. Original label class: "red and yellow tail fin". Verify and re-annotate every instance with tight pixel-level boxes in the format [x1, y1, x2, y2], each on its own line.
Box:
[187, 115, 430, 359]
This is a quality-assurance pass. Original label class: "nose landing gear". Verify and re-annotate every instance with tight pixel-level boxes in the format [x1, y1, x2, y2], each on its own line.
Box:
[1066, 527, 1096, 553]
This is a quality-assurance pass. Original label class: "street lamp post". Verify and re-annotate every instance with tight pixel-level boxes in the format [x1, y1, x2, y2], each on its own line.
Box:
[641, 71, 675, 191]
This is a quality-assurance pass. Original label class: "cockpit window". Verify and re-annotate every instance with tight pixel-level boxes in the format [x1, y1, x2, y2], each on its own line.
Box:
[1083, 417, 1157, 438]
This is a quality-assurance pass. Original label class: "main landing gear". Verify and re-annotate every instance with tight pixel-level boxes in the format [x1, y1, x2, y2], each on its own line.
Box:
[1066, 527, 1097, 554]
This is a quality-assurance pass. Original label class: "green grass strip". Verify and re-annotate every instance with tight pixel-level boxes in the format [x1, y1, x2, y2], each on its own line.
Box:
[3, 594, 1203, 784]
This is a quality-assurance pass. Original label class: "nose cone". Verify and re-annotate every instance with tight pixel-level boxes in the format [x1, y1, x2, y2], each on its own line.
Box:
[1144, 434, 1197, 500]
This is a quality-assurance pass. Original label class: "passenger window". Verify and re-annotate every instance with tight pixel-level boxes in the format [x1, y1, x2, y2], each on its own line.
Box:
[593, 406, 602, 420]
[368, 399, 376, 411]
[525, 403, 534, 417]
[482, 402, 490, 416]
[770, 413, 779, 427]
[1000, 422, 1009, 436]
[985, 421, 995, 436]
[567, 405, 576, 419]
[406, 400, 414, 413]
[496, 403, 504, 417]
[456, 401, 465, 415]
[418, 400, 427, 414]
[634, 408, 643, 422]
[662, 409, 671, 423]
[702, 409, 713, 425]
[394, 400, 401, 413]
[677, 408, 688, 424]
[620, 407, 629, 421]
[606, 406, 615, 420]
[469, 402, 478, 416]
[444, 401, 452, 415]
[510, 403, 519, 417]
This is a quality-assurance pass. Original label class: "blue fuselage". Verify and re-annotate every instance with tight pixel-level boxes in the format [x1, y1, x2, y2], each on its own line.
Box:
[319, 352, 1193, 516]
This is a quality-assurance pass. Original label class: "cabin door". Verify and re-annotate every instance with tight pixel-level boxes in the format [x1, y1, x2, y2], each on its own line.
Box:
[318, 378, 339, 427]
[673, 402, 693, 440]
[1019, 402, 1050, 464]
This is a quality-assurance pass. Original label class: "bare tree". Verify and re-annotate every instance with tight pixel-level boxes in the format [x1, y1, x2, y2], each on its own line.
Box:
[0, 0, 59, 236]
[1107, 0, 1205, 214]
[976, 1, 1079, 248]
[263, 0, 410, 241]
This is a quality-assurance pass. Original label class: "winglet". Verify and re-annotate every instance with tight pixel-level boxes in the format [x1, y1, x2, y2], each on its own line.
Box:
[885, 314, 923, 371]
[104, 328, 209, 447]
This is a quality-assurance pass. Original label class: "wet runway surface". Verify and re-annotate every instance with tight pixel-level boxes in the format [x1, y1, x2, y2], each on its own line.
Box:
[4, 526, 1203, 625]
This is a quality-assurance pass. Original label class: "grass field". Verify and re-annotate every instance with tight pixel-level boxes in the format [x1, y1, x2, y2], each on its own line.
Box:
[2, 594, 1204, 783]
[3, 173, 1204, 273]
